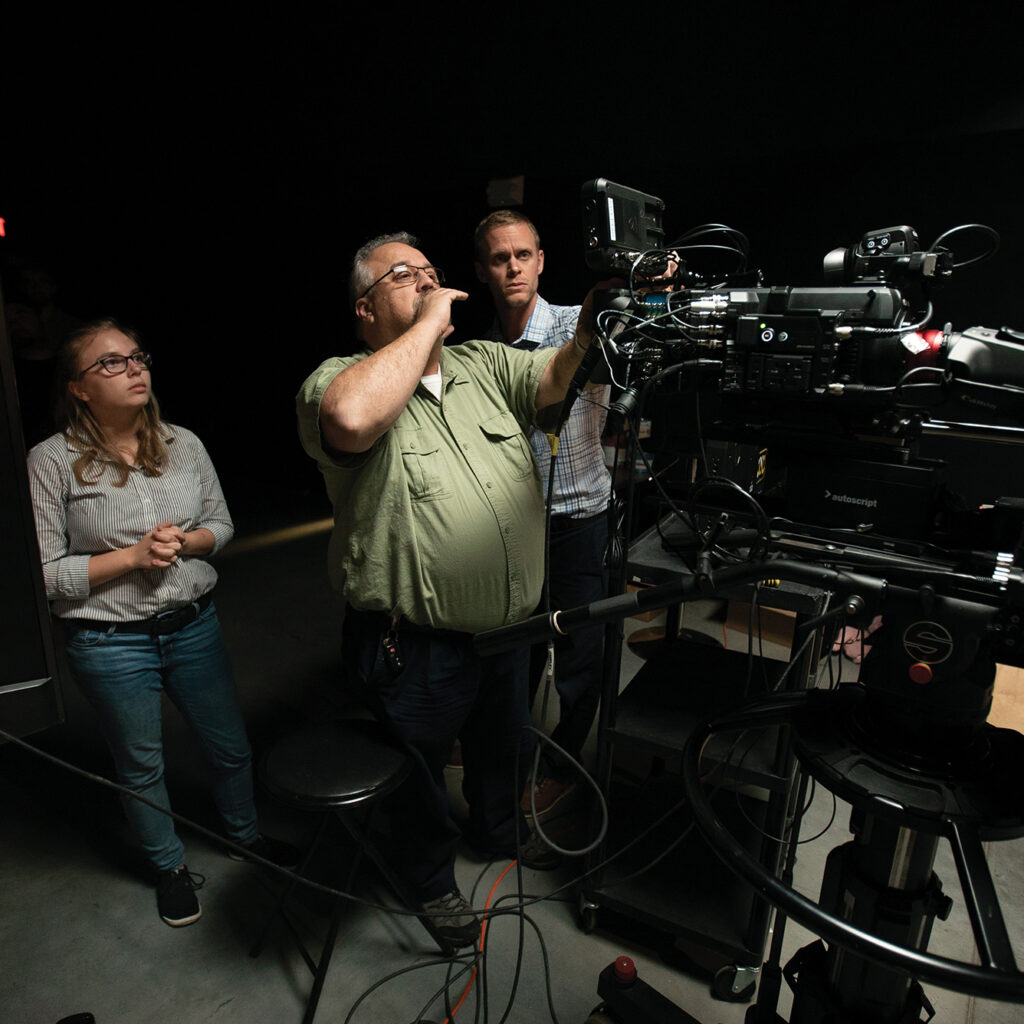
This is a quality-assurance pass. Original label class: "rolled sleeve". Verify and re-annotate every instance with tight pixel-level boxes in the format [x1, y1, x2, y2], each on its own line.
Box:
[52, 554, 92, 601]
[191, 439, 234, 554]
[27, 443, 91, 601]
[526, 347, 558, 424]
[296, 357, 351, 465]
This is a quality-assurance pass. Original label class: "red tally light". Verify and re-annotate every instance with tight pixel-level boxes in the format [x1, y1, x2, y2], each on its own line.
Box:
[0, 217, 6, 237]
[901, 329, 944, 369]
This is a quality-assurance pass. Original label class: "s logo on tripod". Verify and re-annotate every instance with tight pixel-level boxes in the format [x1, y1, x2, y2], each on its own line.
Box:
[902, 621, 953, 664]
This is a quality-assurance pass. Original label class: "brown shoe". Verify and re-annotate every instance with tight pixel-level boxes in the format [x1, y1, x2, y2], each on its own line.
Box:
[521, 776, 577, 819]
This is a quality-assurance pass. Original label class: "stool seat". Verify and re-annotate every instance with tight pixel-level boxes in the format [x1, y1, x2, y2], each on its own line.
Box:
[251, 718, 447, 1023]
[262, 718, 411, 808]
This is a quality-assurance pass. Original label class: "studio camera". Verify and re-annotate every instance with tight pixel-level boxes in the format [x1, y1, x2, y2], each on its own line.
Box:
[581, 179, 1024, 544]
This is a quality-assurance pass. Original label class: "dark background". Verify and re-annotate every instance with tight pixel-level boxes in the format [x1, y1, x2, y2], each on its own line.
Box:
[4, 9, 1024, 528]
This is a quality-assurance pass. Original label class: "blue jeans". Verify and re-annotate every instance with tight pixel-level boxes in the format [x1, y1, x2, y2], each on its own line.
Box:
[63, 602, 257, 873]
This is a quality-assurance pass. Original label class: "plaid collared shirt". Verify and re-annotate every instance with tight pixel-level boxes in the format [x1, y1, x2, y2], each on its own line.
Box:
[485, 295, 612, 517]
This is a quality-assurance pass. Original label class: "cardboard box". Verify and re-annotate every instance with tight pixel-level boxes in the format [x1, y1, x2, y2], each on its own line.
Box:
[725, 600, 796, 649]
[991, 664, 1024, 732]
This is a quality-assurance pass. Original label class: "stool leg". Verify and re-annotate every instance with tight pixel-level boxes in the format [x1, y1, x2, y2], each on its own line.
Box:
[250, 812, 331, 959]
[301, 891, 349, 1024]
[335, 806, 456, 957]
[302, 834, 366, 1024]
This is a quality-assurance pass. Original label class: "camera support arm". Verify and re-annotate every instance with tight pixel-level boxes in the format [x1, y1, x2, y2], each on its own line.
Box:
[475, 558, 884, 656]
[476, 542, 1024, 1014]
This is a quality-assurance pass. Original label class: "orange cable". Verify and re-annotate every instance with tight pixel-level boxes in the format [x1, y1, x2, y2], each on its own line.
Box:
[443, 858, 518, 1023]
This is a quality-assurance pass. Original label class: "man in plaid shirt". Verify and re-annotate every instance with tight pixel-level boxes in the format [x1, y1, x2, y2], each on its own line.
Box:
[475, 209, 612, 819]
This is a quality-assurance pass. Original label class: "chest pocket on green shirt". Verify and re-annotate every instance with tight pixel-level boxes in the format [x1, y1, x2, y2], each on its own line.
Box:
[479, 411, 535, 481]
[395, 426, 450, 501]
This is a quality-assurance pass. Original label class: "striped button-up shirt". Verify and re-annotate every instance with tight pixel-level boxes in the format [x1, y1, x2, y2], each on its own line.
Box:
[485, 295, 612, 518]
[28, 426, 233, 622]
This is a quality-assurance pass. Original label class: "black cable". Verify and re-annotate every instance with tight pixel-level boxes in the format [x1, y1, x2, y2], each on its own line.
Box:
[494, 777, 530, 1024]
[613, 361, 734, 552]
[0, 723, 582, 931]
[575, 798, 695, 892]
[485, 909, 562, 1024]
[673, 241, 748, 264]
[725, 620, 839, 849]
[594, 722, 757, 893]
[891, 364, 952, 409]
[691, 373, 711, 491]
[3, 722, 590, 1023]
[687, 475, 772, 558]
[598, 791, 716, 890]
[846, 301, 933, 336]
[732, 758, 838, 848]
[0, 726, 394, 909]
[341, 950, 479, 1024]
[626, 246, 681, 297]
[415, 953, 478, 1024]
[767, 626, 818, 694]
[594, 306, 662, 353]
[667, 222, 751, 275]
[798, 787, 839, 846]
[494, 863, 527, 1024]
[743, 583, 760, 692]
[927, 223, 1000, 268]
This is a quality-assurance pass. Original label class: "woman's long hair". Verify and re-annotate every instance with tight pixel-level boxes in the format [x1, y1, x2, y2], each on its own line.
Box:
[55, 318, 170, 487]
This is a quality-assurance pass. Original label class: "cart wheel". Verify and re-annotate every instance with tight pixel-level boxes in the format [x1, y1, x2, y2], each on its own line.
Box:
[712, 964, 757, 1003]
[584, 1003, 617, 1024]
[577, 891, 599, 933]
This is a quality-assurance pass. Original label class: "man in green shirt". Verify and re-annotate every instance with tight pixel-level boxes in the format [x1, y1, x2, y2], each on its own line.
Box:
[296, 232, 594, 946]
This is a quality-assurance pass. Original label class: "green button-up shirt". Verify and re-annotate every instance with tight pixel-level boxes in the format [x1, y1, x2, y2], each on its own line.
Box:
[296, 339, 558, 633]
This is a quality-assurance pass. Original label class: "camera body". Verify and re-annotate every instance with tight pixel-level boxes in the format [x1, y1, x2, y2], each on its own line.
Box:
[580, 179, 1023, 546]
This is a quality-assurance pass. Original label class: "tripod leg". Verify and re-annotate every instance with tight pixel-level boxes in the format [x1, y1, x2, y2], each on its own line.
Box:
[746, 770, 811, 1023]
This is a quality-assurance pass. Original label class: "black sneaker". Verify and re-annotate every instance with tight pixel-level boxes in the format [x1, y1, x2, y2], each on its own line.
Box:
[227, 833, 301, 870]
[157, 865, 203, 927]
[420, 889, 479, 947]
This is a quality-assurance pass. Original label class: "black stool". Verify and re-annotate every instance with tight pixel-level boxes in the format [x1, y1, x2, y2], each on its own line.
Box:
[249, 718, 447, 1023]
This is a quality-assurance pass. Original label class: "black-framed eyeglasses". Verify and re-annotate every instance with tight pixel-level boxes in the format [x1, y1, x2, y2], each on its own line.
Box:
[78, 351, 153, 378]
[361, 263, 445, 298]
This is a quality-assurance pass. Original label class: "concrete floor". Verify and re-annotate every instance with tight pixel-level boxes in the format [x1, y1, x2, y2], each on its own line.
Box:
[2, 513, 1023, 1024]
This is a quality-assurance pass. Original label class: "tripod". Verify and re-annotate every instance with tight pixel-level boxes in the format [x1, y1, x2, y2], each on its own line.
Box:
[683, 670, 1024, 1022]
[478, 544, 1024, 1021]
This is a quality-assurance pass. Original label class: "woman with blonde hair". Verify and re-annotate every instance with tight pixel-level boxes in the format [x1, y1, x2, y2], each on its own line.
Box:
[28, 318, 295, 927]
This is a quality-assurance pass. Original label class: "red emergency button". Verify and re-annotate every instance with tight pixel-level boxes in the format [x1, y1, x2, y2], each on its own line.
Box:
[613, 955, 637, 984]
[909, 662, 933, 684]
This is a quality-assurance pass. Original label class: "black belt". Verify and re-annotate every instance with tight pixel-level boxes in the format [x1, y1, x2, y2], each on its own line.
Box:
[63, 592, 214, 637]
[548, 510, 606, 534]
[345, 606, 470, 642]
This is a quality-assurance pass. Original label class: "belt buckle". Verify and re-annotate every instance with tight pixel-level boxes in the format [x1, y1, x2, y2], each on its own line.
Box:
[153, 603, 193, 635]
[154, 607, 182, 626]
